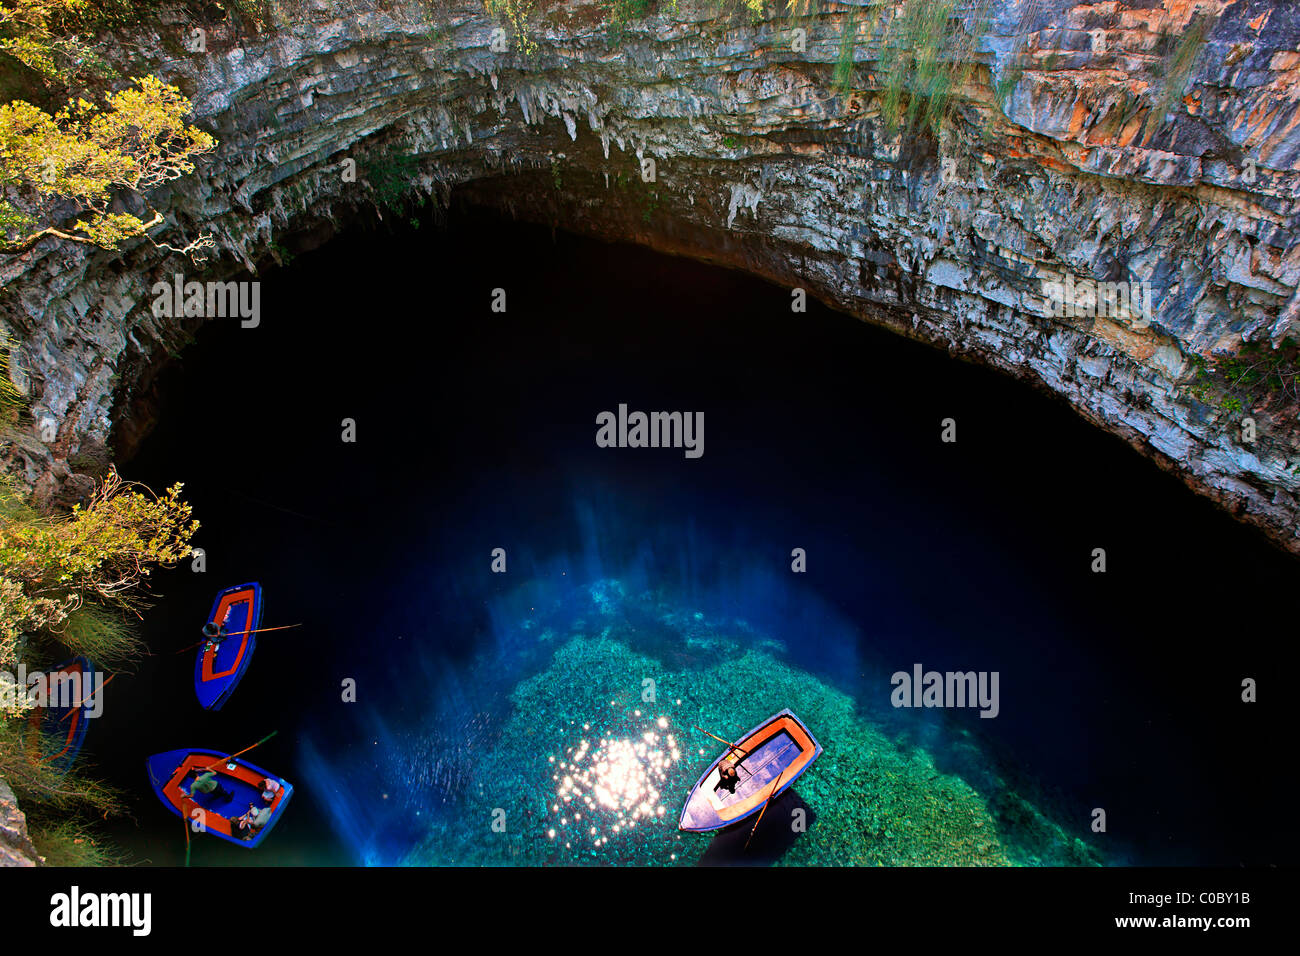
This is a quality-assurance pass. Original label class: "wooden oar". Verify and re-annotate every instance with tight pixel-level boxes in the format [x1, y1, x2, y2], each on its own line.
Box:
[744, 762, 788, 851]
[174, 623, 302, 655]
[58, 673, 115, 722]
[197, 730, 278, 774]
[692, 724, 752, 759]
[183, 732, 278, 861]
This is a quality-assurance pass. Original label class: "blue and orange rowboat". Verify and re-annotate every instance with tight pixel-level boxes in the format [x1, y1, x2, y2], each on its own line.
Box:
[195, 583, 263, 711]
[29, 656, 96, 772]
[145, 749, 293, 849]
[679, 709, 823, 832]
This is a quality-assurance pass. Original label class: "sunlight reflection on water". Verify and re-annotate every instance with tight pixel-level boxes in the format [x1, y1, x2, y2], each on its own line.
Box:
[548, 713, 683, 850]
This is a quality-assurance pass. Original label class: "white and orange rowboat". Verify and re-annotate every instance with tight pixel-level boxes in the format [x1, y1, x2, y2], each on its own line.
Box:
[679, 709, 822, 832]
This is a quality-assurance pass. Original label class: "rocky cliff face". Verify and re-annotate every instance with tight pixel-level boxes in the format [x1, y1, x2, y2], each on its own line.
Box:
[1, 0, 1298, 552]
[0, 777, 40, 866]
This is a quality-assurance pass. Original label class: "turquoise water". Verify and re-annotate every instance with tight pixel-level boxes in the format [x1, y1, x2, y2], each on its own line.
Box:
[309, 577, 1101, 867]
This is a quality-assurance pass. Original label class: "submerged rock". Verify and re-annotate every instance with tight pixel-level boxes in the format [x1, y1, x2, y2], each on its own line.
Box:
[398, 584, 1096, 866]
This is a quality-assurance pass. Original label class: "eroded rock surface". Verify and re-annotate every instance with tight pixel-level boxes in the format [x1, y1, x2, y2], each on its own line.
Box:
[0, 777, 40, 867]
[1, 0, 1298, 551]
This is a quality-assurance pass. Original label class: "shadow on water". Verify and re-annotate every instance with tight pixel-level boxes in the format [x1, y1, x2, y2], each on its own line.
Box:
[698, 790, 816, 866]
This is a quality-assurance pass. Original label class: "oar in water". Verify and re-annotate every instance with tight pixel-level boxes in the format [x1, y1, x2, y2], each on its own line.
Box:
[692, 724, 752, 760]
[197, 730, 279, 775]
[174, 623, 303, 656]
[744, 762, 788, 851]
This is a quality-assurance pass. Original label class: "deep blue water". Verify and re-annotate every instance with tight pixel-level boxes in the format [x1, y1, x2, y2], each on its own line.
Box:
[97, 209, 1296, 866]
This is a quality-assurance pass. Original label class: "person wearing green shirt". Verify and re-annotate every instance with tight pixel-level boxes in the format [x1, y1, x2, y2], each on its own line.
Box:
[190, 770, 231, 802]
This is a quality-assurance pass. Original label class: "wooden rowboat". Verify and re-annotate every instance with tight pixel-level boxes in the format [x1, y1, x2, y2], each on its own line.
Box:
[679, 709, 822, 832]
[195, 583, 263, 711]
[146, 748, 293, 849]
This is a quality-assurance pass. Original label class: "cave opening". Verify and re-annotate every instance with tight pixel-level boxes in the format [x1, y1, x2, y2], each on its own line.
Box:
[87, 203, 1296, 867]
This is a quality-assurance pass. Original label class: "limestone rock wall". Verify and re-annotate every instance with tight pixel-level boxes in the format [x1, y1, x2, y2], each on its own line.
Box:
[1, 0, 1299, 552]
[0, 777, 40, 867]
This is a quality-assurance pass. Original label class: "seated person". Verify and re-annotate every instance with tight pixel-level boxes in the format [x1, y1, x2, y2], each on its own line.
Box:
[202, 606, 235, 647]
[716, 758, 740, 793]
[189, 769, 232, 803]
[235, 803, 273, 838]
[260, 777, 282, 803]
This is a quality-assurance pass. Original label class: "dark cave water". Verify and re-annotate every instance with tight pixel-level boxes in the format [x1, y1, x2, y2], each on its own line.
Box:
[95, 208, 1296, 866]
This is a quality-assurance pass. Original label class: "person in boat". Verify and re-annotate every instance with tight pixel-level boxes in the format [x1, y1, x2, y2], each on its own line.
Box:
[236, 802, 272, 837]
[260, 777, 282, 803]
[189, 769, 232, 802]
[717, 756, 740, 792]
[202, 606, 234, 646]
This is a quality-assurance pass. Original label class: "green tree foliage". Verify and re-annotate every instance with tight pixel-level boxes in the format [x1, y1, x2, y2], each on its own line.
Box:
[0, 76, 216, 251]
[0, 1, 217, 254]
[485, 0, 536, 55]
[0, 0, 113, 86]
[0, 469, 198, 708]
[1188, 338, 1300, 417]
[0, 469, 195, 849]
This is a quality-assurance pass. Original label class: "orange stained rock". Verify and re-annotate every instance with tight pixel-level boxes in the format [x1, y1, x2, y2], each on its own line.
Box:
[1006, 147, 1073, 175]
[1120, 0, 1229, 34]
[1090, 315, 1160, 363]
[1076, 1, 1122, 16]
[1237, 102, 1281, 150]
[1118, 114, 1145, 148]
[1165, 0, 1230, 21]
[1069, 99, 1089, 137]
[1259, 107, 1300, 170]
